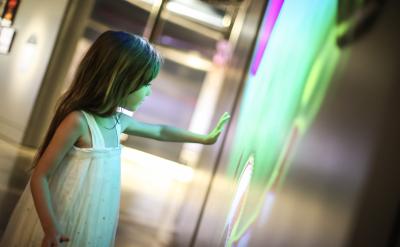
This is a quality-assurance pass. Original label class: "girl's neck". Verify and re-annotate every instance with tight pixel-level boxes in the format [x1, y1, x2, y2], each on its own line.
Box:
[94, 114, 118, 130]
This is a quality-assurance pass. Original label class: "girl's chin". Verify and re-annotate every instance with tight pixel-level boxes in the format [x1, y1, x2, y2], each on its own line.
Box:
[129, 104, 140, 111]
[126, 107, 137, 112]
[125, 101, 143, 111]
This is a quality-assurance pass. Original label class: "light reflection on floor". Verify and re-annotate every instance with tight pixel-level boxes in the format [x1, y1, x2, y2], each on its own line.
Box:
[0, 138, 190, 247]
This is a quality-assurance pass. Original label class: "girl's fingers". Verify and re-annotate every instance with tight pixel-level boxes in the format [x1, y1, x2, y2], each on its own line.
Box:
[217, 115, 230, 127]
[218, 119, 229, 130]
[210, 112, 230, 136]
[221, 112, 230, 120]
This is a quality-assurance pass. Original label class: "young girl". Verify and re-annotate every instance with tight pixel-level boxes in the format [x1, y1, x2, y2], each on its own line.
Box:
[0, 30, 230, 247]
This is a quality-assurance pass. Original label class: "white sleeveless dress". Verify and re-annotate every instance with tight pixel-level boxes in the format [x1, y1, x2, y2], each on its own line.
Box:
[0, 111, 122, 247]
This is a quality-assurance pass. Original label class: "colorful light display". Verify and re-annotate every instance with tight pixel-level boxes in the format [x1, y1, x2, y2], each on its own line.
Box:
[223, 0, 341, 245]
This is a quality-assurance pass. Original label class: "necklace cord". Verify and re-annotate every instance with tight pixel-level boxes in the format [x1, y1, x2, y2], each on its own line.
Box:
[101, 113, 121, 130]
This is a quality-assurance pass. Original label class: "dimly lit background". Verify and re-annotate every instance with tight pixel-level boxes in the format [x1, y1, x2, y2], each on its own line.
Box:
[0, 0, 399, 246]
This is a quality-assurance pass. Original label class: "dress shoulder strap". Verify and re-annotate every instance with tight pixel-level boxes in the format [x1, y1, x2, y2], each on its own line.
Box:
[80, 111, 105, 148]
[116, 113, 123, 138]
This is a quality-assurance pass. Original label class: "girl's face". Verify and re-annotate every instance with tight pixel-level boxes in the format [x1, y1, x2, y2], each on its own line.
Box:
[124, 84, 152, 111]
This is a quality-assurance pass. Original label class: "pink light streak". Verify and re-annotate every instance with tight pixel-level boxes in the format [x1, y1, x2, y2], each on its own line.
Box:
[250, 0, 285, 75]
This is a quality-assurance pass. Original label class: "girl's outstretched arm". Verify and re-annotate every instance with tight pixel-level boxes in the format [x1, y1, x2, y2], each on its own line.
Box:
[30, 111, 84, 245]
[121, 112, 230, 144]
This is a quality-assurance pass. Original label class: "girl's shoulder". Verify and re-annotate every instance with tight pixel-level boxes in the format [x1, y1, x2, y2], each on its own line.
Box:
[61, 111, 92, 148]
[58, 111, 89, 136]
[64, 111, 87, 128]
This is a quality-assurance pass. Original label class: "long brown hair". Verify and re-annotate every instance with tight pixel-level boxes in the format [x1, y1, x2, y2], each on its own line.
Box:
[30, 30, 162, 170]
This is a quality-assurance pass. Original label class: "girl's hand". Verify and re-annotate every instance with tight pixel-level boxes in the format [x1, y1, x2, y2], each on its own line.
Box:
[41, 230, 70, 247]
[203, 112, 231, 145]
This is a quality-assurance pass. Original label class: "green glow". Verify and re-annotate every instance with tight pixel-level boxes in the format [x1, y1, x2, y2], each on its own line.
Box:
[297, 28, 341, 133]
[336, 21, 352, 39]
[224, 0, 341, 245]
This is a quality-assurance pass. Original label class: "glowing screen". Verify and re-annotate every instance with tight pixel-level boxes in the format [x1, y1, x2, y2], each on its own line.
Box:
[223, 0, 341, 245]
